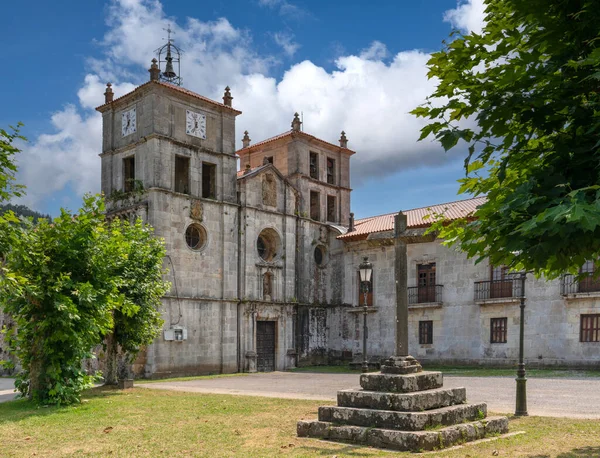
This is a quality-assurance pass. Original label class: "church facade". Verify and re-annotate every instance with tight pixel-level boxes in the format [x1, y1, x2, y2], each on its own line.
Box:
[92, 62, 599, 378]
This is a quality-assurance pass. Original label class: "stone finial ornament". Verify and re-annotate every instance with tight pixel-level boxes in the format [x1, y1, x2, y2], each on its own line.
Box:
[291, 112, 302, 132]
[348, 212, 355, 232]
[149, 58, 160, 81]
[242, 130, 251, 148]
[223, 86, 233, 106]
[339, 130, 348, 148]
[104, 83, 114, 104]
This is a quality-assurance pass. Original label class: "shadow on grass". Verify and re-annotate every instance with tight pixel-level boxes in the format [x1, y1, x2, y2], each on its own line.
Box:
[296, 444, 374, 456]
[0, 385, 123, 425]
[557, 447, 600, 457]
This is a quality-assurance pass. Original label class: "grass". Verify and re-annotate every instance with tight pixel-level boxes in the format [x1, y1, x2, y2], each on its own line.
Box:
[290, 365, 600, 378]
[1, 388, 600, 457]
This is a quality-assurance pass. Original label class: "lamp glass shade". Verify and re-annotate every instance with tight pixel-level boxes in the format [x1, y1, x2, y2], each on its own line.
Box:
[359, 257, 373, 283]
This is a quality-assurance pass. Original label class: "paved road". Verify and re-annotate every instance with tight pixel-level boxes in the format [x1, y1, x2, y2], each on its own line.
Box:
[139, 371, 600, 419]
[0, 378, 17, 403]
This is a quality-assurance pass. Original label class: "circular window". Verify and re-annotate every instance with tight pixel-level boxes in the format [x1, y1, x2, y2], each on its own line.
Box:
[257, 228, 281, 261]
[314, 245, 325, 266]
[185, 224, 207, 251]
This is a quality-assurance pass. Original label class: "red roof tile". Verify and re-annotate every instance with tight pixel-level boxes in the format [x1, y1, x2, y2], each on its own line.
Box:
[339, 196, 486, 240]
[236, 130, 355, 155]
[96, 80, 242, 115]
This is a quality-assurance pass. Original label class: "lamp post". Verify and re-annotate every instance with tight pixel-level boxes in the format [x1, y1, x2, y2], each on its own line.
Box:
[515, 271, 528, 416]
[359, 257, 373, 373]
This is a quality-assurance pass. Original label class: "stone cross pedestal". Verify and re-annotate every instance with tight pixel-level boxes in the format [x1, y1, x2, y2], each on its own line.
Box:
[298, 357, 508, 452]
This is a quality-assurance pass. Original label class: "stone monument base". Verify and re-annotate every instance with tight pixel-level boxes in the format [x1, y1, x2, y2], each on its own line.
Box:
[297, 356, 509, 452]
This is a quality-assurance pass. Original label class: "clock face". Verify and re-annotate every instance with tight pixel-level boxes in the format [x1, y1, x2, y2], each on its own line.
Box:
[186, 110, 207, 139]
[121, 108, 137, 137]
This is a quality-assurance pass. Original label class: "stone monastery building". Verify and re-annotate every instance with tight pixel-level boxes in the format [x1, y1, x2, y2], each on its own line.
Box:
[92, 59, 599, 378]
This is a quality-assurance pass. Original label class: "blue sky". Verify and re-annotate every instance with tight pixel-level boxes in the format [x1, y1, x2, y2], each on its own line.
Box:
[3, 0, 483, 218]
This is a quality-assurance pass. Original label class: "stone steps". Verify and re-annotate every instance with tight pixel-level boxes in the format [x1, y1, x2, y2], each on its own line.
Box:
[297, 415, 509, 452]
[337, 387, 466, 412]
[318, 402, 487, 431]
[297, 359, 509, 452]
[359, 371, 443, 392]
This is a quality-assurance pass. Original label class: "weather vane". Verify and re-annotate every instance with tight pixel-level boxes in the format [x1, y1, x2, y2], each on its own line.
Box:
[155, 24, 183, 86]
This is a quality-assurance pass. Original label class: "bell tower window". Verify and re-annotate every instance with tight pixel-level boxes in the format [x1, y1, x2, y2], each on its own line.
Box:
[327, 195, 336, 222]
[309, 152, 319, 179]
[327, 158, 335, 184]
[123, 156, 135, 192]
[174, 156, 190, 194]
[202, 162, 216, 199]
[310, 191, 320, 221]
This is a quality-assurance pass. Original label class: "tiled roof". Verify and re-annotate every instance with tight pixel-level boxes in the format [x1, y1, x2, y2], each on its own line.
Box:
[95, 80, 242, 115]
[236, 164, 269, 178]
[338, 196, 486, 241]
[236, 130, 355, 155]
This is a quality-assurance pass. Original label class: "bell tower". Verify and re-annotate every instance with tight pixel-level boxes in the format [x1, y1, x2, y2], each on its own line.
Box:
[96, 35, 242, 376]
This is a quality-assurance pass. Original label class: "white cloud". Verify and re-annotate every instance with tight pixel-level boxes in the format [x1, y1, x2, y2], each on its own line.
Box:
[17, 0, 467, 209]
[257, 0, 306, 19]
[360, 41, 388, 61]
[443, 0, 486, 34]
[273, 32, 300, 57]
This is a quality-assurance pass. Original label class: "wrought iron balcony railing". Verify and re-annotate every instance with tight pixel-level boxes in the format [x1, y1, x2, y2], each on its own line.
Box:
[474, 279, 522, 301]
[408, 285, 443, 305]
[561, 273, 600, 295]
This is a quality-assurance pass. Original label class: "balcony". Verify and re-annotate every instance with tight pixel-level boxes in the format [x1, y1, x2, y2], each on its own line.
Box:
[474, 279, 522, 304]
[561, 273, 600, 298]
[408, 285, 443, 308]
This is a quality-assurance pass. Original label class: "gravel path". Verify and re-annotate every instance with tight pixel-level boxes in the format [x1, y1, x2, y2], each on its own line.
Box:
[139, 371, 600, 419]
[0, 378, 17, 403]
[3, 371, 599, 418]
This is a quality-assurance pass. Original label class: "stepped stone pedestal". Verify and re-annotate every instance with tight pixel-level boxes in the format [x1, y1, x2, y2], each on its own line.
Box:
[297, 356, 508, 452]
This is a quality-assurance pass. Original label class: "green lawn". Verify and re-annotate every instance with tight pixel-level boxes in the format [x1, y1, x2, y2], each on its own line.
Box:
[1, 387, 600, 457]
[290, 365, 600, 378]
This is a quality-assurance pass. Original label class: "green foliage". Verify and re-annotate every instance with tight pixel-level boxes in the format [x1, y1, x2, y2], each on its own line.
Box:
[97, 217, 169, 383]
[0, 203, 51, 222]
[0, 194, 169, 404]
[412, 1, 600, 278]
[105, 179, 145, 202]
[0, 124, 25, 203]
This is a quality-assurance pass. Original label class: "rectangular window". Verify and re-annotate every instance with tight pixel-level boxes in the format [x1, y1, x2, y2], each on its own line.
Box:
[326, 195, 336, 222]
[174, 156, 190, 194]
[357, 272, 373, 306]
[490, 317, 508, 343]
[309, 152, 319, 179]
[265, 156, 274, 164]
[579, 261, 600, 293]
[417, 263, 436, 303]
[123, 156, 135, 192]
[327, 158, 335, 184]
[310, 191, 320, 221]
[202, 162, 216, 199]
[580, 314, 600, 342]
[419, 321, 433, 345]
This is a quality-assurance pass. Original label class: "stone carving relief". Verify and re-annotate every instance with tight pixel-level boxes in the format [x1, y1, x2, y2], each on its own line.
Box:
[262, 174, 277, 207]
[190, 199, 203, 221]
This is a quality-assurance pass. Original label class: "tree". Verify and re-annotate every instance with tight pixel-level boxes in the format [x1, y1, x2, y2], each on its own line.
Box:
[412, 0, 600, 278]
[0, 124, 25, 203]
[98, 218, 169, 385]
[0, 195, 169, 404]
[0, 196, 115, 404]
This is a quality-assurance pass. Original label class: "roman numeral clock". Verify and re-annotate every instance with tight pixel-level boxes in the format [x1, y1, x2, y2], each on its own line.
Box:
[186, 109, 206, 139]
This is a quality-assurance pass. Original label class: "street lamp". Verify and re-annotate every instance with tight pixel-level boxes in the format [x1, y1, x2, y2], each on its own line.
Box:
[359, 257, 373, 373]
[515, 271, 528, 416]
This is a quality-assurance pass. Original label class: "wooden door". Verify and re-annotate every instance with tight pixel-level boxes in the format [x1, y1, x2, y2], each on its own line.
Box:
[256, 321, 276, 372]
[418, 263, 436, 303]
